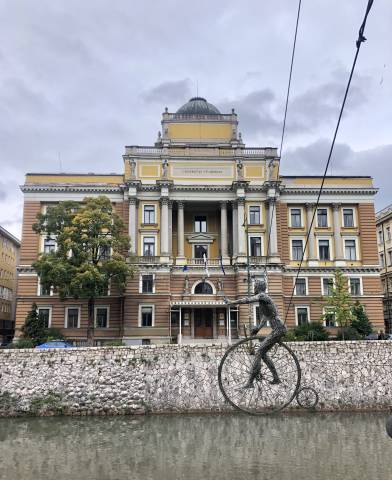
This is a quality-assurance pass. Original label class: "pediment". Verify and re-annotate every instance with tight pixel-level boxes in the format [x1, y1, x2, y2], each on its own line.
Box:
[186, 233, 215, 244]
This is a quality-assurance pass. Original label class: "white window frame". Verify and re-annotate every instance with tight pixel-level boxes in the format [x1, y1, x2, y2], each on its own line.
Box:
[321, 277, 334, 296]
[37, 306, 52, 328]
[142, 235, 157, 256]
[289, 207, 303, 228]
[194, 215, 207, 233]
[323, 307, 336, 328]
[342, 207, 356, 228]
[64, 306, 81, 329]
[318, 238, 332, 261]
[41, 236, 57, 254]
[138, 304, 155, 328]
[348, 277, 363, 296]
[248, 204, 261, 225]
[139, 273, 156, 294]
[294, 277, 308, 296]
[316, 207, 329, 228]
[191, 279, 216, 295]
[37, 278, 54, 296]
[248, 234, 263, 257]
[344, 237, 358, 261]
[291, 237, 305, 261]
[388, 250, 392, 266]
[295, 306, 310, 326]
[380, 253, 385, 267]
[387, 226, 391, 241]
[142, 204, 156, 225]
[94, 305, 110, 328]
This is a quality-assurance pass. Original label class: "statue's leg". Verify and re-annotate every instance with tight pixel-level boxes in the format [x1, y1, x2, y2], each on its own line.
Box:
[242, 335, 276, 388]
[259, 333, 283, 384]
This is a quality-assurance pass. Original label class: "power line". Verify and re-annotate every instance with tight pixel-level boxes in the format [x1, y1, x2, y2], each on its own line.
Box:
[284, 0, 375, 324]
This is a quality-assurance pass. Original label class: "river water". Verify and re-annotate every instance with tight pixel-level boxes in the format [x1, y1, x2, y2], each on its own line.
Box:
[0, 412, 391, 480]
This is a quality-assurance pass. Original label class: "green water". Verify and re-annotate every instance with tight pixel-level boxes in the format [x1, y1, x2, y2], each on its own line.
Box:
[0, 412, 391, 480]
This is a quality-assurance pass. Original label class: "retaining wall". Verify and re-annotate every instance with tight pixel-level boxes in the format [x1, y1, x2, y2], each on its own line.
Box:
[1, 341, 392, 416]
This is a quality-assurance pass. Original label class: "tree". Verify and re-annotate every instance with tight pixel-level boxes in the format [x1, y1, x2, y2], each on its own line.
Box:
[33, 196, 133, 346]
[322, 269, 354, 338]
[351, 301, 373, 337]
[22, 303, 47, 345]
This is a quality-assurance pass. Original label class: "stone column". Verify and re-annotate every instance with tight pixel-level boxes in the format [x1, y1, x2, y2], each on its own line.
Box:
[160, 197, 169, 257]
[220, 201, 228, 258]
[306, 203, 316, 263]
[237, 198, 246, 256]
[129, 198, 137, 255]
[333, 203, 344, 263]
[177, 201, 185, 259]
[232, 201, 238, 257]
[168, 201, 173, 256]
[267, 198, 278, 258]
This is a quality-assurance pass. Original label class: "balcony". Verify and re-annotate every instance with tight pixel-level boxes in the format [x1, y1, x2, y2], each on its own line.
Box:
[133, 256, 161, 264]
[186, 257, 221, 266]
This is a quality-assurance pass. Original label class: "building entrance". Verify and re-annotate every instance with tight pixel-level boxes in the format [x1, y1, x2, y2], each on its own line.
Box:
[194, 308, 213, 338]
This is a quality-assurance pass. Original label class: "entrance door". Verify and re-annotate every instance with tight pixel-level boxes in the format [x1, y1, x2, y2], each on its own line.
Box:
[194, 309, 213, 338]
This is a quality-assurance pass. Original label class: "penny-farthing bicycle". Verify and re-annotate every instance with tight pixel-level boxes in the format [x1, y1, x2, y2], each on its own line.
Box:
[218, 335, 317, 415]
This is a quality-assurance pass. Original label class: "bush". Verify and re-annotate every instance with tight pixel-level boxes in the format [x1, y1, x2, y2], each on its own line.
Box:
[7, 338, 36, 349]
[294, 322, 329, 341]
[351, 302, 373, 337]
[45, 328, 65, 341]
[22, 303, 46, 345]
[336, 327, 362, 341]
[104, 341, 125, 347]
[283, 330, 298, 342]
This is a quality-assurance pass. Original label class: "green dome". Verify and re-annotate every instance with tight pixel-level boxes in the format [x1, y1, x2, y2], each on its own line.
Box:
[176, 97, 221, 115]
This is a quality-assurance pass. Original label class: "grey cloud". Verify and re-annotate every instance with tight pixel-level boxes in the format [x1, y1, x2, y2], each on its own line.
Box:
[142, 79, 192, 105]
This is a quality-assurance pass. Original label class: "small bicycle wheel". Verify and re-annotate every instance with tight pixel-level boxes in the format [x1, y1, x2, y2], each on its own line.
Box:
[218, 336, 301, 415]
[296, 386, 319, 409]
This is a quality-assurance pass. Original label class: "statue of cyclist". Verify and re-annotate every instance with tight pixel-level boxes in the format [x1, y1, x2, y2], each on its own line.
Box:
[224, 278, 287, 388]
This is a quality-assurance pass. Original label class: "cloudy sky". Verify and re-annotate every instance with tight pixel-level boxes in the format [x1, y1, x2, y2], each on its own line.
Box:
[1, 0, 391, 238]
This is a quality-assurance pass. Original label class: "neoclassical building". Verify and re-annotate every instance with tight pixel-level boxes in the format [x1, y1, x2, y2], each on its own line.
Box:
[16, 97, 383, 344]
[376, 204, 392, 333]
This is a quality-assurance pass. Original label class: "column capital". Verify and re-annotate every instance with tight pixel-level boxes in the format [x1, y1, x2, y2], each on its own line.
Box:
[237, 198, 245, 207]
[231, 200, 238, 209]
[220, 200, 228, 208]
[305, 202, 315, 211]
[332, 203, 341, 211]
[177, 200, 184, 209]
[160, 197, 169, 206]
[129, 197, 138, 206]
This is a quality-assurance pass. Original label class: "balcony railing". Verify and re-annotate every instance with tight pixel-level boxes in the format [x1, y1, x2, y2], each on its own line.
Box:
[186, 258, 221, 266]
[125, 146, 276, 157]
[133, 256, 161, 264]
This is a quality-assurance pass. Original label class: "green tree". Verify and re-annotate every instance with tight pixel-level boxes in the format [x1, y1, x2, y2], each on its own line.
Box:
[351, 301, 373, 337]
[322, 269, 354, 338]
[22, 303, 46, 345]
[33, 196, 133, 346]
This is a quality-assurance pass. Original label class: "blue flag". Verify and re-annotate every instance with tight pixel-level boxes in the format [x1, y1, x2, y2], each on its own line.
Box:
[219, 255, 226, 276]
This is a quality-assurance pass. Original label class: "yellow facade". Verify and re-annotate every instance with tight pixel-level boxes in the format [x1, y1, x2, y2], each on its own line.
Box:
[167, 123, 233, 142]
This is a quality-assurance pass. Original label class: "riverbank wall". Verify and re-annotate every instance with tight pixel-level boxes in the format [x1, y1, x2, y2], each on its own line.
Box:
[1, 341, 392, 416]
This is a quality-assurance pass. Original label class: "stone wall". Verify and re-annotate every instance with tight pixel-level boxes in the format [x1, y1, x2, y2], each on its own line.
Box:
[1, 341, 392, 417]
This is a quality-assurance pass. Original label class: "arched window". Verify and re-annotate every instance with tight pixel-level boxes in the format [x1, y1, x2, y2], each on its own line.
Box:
[194, 282, 213, 294]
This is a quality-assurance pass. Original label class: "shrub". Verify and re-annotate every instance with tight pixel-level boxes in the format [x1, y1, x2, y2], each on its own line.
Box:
[283, 330, 297, 342]
[45, 328, 65, 341]
[336, 327, 362, 341]
[294, 322, 329, 341]
[7, 338, 36, 349]
[351, 301, 373, 337]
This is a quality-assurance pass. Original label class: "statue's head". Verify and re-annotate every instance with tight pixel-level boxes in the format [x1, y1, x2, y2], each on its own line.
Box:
[254, 278, 267, 294]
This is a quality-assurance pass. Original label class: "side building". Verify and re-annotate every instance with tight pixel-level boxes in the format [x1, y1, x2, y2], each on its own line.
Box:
[376, 204, 392, 333]
[15, 97, 384, 344]
[0, 226, 20, 344]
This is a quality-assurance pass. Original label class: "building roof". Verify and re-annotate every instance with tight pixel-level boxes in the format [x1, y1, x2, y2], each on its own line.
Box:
[176, 97, 221, 115]
[0, 225, 21, 246]
[376, 203, 392, 223]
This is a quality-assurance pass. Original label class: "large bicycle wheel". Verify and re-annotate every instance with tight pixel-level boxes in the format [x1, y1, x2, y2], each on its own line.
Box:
[218, 336, 301, 415]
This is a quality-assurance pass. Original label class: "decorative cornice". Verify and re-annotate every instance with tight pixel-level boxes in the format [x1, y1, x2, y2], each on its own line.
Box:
[283, 265, 382, 274]
[282, 187, 378, 196]
[21, 184, 124, 194]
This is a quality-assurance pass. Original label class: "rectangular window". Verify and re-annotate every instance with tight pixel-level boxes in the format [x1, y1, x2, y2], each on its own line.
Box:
[143, 237, 155, 256]
[324, 309, 335, 327]
[349, 278, 361, 296]
[66, 307, 80, 328]
[388, 250, 392, 266]
[95, 307, 109, 328]
[99, 245, 110, 260]
[249, 206, 260, 225]
[345, 239, 356, 260]
[291, 209, 302, 228]
[387, 227, 391, 240]
[195, 245, 208, 259]
[142, 274, 154, 293]
[143, 205, 155, 224]
[317, 208, 328, 227]
[322, 278, 333, 296]
[141, 306, 153, 327]
[295, 278, 307, 296]
[194, 216, 207, 233]
[38, 307, 51, 329]
[319, 240, 330, 260]
[292, 240, 303, 261]
[378, 231, 383, 244]
[343, 208, 354, 228]
[380, 253, 385, 267]
[39, 281, 52, 296]
[43, 237, 56, 253]
[250, 237, 262, 257]
[296, 307, 309, 326]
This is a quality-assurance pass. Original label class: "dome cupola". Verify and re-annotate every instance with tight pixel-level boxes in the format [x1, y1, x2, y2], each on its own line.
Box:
[176, 97, 221, 115]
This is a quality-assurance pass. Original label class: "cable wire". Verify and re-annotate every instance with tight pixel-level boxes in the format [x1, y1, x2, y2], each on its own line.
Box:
[284, 0, 375, 324]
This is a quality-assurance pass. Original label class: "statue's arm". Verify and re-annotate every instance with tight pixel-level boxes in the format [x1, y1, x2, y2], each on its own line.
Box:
[224, 294, 259, 306]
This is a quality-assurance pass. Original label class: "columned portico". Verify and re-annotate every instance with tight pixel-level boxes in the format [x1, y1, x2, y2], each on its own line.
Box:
[267, 195, 279, 260]
[160, 197, 169, 258]
[220, 201, 229, 259]
[177, 201, 185, 262]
